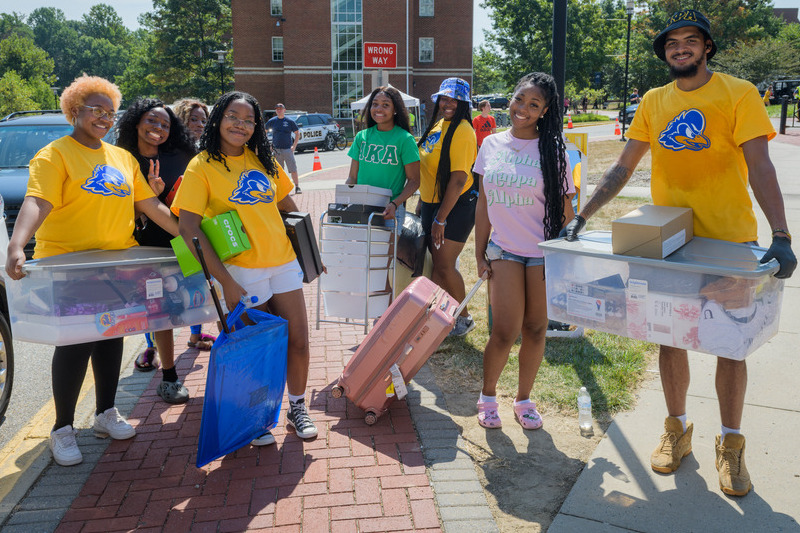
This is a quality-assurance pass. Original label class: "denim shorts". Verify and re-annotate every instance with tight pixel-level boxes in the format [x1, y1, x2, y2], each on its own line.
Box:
[384, 204, 406, 231]
[486, 240, 544, 267]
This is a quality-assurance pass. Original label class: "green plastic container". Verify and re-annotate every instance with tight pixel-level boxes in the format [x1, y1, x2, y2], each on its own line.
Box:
[171, 211, 251, 276]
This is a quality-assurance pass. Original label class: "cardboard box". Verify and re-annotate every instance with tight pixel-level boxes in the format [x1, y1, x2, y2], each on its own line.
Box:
[612, 205, 693, 259]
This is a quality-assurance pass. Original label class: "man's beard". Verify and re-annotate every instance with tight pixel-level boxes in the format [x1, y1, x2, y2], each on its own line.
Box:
[669, 55, 703, 79]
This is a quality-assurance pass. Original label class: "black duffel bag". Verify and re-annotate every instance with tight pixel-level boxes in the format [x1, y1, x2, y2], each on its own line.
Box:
[396, 212, 426, 277]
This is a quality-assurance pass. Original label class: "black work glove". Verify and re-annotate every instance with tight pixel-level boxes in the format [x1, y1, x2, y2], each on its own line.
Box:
[760, 236, 796, 279]
[559, 215, 586, 241]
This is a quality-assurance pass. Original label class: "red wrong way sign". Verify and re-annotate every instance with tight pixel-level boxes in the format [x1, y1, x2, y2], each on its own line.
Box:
[364, 42, 397, 69]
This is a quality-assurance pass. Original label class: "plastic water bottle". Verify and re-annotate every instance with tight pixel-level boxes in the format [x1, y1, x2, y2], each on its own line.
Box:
[578, 387, 593, 436]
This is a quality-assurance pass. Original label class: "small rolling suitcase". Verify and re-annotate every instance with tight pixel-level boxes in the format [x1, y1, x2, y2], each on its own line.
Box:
[331, 275, 483, 424]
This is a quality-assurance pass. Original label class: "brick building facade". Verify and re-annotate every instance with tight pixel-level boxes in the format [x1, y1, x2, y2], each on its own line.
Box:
[232, 0, 473, 123]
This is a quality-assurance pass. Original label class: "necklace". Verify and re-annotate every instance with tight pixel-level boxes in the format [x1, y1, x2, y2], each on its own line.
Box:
[508, 130, 538, 153]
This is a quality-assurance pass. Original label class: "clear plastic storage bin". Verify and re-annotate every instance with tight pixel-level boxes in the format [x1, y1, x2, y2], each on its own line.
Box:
[334, 184, 392, 207]
[7, 247, 219, 346]
[540, 231, 784, 360]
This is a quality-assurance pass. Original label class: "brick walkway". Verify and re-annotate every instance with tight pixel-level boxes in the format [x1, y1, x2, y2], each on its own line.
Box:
[54, 189, 442, 533]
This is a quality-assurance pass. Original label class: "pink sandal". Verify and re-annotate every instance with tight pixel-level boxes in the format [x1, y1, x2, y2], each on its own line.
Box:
[477, 401, 502, 429]
[514, 402, 543, 430]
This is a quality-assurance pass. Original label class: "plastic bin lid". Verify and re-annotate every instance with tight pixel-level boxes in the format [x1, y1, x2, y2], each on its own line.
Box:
[23, 246, 177, 271]
[538, 231, 779, 278]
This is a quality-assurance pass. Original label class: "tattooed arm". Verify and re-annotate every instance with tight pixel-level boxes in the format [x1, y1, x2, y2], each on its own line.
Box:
[561, 139, 650, 240]
[580, 139, 650, 220]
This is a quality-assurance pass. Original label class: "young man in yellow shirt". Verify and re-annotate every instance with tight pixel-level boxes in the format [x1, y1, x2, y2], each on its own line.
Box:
[563, 9, 796, 497]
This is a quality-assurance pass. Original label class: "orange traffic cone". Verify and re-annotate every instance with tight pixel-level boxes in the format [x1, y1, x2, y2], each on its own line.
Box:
[567, 112, 573, 129]
[614, 118, 621, 136]
[312, 147, 322, 171]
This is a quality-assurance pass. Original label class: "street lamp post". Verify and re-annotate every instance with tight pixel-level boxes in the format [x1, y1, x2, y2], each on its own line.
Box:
[50, 86, 60, 109]
[212, 49, 227, 95]
[621, 0, 634, 141]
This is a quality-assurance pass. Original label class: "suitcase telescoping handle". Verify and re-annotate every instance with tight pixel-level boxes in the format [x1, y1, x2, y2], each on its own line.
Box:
[452, 273, 488, 318]
[192, 236, 231, 335]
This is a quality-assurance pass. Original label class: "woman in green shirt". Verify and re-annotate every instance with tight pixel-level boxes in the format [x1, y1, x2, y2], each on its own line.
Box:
[346, 86, 420, 227]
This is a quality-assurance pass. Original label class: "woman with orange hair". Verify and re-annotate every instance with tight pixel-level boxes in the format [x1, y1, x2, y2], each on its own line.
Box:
[5, 75, 179, 467]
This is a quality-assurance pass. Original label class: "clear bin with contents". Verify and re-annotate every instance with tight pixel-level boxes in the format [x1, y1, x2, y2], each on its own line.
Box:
[539, 231, 784, 360]
[7, 247, 219, 346]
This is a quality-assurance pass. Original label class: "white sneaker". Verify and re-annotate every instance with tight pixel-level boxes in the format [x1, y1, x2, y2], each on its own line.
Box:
[93, 407, 136, 440]
[50, 425, 83, 466]
[251, 431, 276, 446]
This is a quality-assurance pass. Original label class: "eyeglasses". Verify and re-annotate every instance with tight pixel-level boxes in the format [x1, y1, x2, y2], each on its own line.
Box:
[82, 105, 116, 121]
[223, 113, 256, 129]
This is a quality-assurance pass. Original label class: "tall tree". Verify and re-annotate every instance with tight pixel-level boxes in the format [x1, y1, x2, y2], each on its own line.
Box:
[27, 7, 81, 88]
[0, 34, 57, 111]
[0, 12, 34, 40]
[473, 45, 507, 95]
[480, 0, 622, 91]
[116, 29, 159, 102]
[140, 0, 232, 102]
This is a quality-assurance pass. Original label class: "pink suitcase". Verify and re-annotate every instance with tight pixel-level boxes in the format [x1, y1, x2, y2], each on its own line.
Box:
[331, 276, 483, 425]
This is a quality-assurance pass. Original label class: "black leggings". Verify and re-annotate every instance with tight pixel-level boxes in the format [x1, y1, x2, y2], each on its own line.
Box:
[52, 338, 124, 430]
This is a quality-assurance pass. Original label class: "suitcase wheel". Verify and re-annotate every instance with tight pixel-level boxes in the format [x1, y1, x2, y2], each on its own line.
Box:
[331, 385, 344, 399]
[364, 411, 378, 426]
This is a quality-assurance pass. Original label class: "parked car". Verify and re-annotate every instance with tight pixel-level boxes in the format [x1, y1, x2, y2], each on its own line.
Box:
[771, 79, 800, 103]
[0, 110, 117, 258]
[266, 112, 344, 152]
[0, 193, 14, 423]
[486, 94, 510, 109]
[619, 103, 638, 124]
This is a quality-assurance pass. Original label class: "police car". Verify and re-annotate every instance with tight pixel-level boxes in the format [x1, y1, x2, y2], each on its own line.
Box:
[286, 113, 342, 152]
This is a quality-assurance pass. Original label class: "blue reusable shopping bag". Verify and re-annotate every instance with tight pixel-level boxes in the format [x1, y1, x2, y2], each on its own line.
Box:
[196, 301, 288, 467]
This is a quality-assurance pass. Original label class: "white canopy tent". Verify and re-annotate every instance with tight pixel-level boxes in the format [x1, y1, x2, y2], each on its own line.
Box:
[349, 84, 422, 136]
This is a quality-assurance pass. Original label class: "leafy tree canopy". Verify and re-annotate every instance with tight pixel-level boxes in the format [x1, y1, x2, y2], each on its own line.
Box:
[140, 0, 232, 103]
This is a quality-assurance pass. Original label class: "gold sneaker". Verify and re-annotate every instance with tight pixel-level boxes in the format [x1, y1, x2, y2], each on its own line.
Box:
[650, 416, 693, 473]
[716, 433, 751, 496]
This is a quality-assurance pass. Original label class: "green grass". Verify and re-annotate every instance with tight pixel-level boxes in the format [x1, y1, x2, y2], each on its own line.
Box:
[563, 112, 610, 124]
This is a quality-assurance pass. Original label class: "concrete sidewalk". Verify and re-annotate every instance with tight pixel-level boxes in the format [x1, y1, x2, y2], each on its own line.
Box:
[0, 178, 497, 533]
[550, 138, 800, 532]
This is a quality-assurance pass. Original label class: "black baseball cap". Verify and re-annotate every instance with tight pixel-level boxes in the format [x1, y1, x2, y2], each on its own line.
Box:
[653, 9, 717, 62]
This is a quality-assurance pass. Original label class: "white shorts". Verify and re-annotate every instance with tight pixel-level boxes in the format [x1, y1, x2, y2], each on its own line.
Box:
[226, 259, 304, 308]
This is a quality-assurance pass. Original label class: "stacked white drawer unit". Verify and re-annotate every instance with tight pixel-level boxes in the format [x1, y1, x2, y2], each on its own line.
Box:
[317, 185, 397, 333]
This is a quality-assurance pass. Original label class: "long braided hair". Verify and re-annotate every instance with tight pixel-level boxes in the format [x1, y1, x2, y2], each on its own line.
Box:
[116, 98, 196, 157]
[201, 91, 277, 177]
[515, 72, 569, 240]
[417, 97, 474, 201]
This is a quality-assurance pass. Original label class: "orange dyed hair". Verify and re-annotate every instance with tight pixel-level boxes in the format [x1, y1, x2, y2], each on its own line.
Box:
[59, 75, 122, 119]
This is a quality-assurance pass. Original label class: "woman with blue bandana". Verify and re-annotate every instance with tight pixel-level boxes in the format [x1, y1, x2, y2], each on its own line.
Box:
[417, 77, 478, 337]
[5, 75, 179, 467]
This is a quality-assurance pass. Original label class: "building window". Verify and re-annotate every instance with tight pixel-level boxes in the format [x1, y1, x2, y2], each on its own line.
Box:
[419, 0, 434, 17]
[272, 37, 284, 62]
[271, 0, 282, 16]
[331, 0, 363, 119]
[419, 38, 434, 62]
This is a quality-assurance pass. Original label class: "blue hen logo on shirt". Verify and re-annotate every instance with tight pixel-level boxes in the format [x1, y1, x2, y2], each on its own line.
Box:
[81, 164, 131, 197]
[658, 109, 711, 152]
[229, 169, 275, 204]
[421, 131, 442, 154]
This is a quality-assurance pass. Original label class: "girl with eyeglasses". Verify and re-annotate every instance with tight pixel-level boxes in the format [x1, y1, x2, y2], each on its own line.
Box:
[5, 75, 179, 466]
[171, 91, 318, 446]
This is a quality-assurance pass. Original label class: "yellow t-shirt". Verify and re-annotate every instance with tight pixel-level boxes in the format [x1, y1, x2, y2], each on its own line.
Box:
[627, 73, 776, 242]
[418, 119, 477, 203]
[171, 148, 295, 268]
[27, 136, 155, 258]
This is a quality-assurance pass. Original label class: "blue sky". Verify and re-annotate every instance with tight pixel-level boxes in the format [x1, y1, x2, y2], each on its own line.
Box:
[7, 1, 800, 48]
